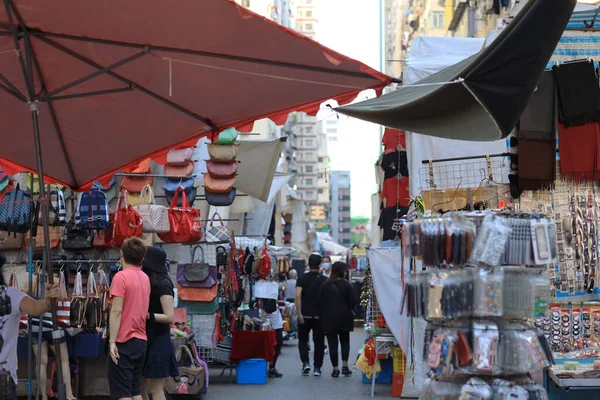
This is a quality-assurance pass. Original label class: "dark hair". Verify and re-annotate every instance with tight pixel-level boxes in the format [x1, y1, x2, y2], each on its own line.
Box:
[308, 254, 322, 269]
[329, 261, 347, 281]
[143, 267, 174, 290]
[121, 237, 147, 266]
[322, 255, 331, 263]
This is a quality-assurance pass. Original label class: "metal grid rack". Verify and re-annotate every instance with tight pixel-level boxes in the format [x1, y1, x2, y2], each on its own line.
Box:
[366, 277, 392, 337]
[419, 158, 510, 191]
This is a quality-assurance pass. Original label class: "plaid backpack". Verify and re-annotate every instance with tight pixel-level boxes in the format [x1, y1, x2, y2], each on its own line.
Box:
[0, 184, 32, 234]
[75, 190, 109, 230]
[41, 185, 66, 226]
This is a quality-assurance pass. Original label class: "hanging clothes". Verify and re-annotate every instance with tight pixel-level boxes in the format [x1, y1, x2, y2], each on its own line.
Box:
[558, 123, 599, 180]
[553, 61, 600, 127]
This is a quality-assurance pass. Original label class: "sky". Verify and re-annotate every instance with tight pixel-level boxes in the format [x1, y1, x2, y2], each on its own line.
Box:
[316, 0, 383, 218]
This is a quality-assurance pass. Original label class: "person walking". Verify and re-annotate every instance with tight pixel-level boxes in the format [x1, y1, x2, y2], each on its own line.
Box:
[321, 256, 332, 279]
[139, 247, 178, 400]
[108, 238, 151, 400]
[263, 298, 284, 378]
[284, 269, 297, 302]
[318, 262, 357, 378]
[295, 254, 326, 376]
[0, 253, 62, 399]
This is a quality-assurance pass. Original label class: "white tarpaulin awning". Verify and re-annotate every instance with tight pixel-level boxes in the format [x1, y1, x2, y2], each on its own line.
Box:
[237, 138, 286, 202]
[320, 240, 349, 256]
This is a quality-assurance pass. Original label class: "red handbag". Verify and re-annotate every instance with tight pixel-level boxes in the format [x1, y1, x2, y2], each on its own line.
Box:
[157, 187, 203, 244]
[110, 189, 143, 247]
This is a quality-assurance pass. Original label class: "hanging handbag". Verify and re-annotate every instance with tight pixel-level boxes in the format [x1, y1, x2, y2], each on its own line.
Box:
[134, 185, 170, 233]
[164, 161, 195, 178]
[205, 188, 236, 207]
[183, 246, 210, 282]
[0, 183, 32, 234]
[216, 246, 228, 267]
[166, 147, 194, 166]
[157, 187, 203, 244]
[206, 160, 238, 179]
[62, 220, 94, 251]
[164, 186, 197, 208]
[85, 271, 102, 330]
[0, 231, 23, 250]
[205, 213, 231, 244]
[208, 143, 240, 162]
[177, 264, 217, 288]
[177, 283, 218, 302]
[259, 247, 271, 280]
[70, 270, 88, 328]
[93, 229, 108, 249]
[110, 188, 143, 247]
[121, 175, 153, 194]
[165, 345, 205, 396]
[203, 174, 235, 194]
[215, 128, 239, 145]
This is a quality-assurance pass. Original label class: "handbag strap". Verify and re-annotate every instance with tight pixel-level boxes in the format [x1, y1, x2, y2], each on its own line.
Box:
[139, 185, 155, 206]
[210, 212, 224, 228]
[191, 245, 205, 263]
[73, 270, 83, 297]
[87, 270, 97, 298]
[176, 345, 199, 367]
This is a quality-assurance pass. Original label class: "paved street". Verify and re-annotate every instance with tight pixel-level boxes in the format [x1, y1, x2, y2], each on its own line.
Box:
[206, 328, 409, 399]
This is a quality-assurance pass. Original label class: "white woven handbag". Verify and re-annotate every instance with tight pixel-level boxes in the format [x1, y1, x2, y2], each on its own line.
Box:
[134, 185, 170, 233]
[205, 213, 230, 243]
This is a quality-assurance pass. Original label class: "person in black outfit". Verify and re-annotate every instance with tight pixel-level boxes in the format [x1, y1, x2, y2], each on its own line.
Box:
[295, 254, 326, 376]
[140, 247, 178, 400]
[318, 261, 357, 378]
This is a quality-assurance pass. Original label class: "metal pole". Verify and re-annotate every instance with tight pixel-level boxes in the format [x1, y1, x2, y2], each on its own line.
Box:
[467, 2, 476, 37]
[29, 102, 66, 400]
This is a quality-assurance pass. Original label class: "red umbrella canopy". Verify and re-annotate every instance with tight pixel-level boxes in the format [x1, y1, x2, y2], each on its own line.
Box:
[0, 0, 390, 190]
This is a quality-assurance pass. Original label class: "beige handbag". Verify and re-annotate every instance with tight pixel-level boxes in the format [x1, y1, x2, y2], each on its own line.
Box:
[0, 231, 24, 250]
[208, 143, 240, 162]
[134, 185, 170, 233]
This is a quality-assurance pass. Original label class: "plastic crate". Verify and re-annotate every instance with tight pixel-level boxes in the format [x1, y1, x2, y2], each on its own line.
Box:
[236, 358, 268, 385]
[362, 359, 393, 384]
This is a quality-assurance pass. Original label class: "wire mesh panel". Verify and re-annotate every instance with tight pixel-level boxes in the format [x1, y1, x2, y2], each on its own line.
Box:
[418, 158, 510, 191]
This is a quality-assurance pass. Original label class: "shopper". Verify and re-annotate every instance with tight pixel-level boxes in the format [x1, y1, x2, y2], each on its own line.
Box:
[263, 298, 284, 378]
[321, 256, 332, 278]
[140, 247, 178, 400]
[0, 253, 61, 400]
[295, 253, 326, 376]
[284, 269, 297, 302]
[108, 238, 151, 400]
[318, 261, 357, 378]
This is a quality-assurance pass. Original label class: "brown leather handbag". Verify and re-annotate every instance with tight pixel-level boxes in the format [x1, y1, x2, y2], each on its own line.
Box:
[165, 160, 195, 177]
[203, 174, 235, 194]
[206, 160, 238, 179]
[0, 231, 24, 250]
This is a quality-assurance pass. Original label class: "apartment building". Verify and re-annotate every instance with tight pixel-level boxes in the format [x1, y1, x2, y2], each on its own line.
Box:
[330, 171, 352, 246]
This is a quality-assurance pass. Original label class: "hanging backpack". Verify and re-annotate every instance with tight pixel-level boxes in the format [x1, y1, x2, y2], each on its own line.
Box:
[46, 185, 66, 226]
[75, 190, 109, 230]
[0, 184, 32, 235]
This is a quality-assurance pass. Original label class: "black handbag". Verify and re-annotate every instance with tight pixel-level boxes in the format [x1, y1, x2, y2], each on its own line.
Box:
[216, 245, 228, 267]
[184, 246, 210, 282]
[62, 220, 94, 251]
[205, 188, 236, 207]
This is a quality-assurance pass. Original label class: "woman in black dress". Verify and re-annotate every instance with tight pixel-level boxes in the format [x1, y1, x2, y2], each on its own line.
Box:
[140, 247, 178, 400]
[318, 261, 357, 377]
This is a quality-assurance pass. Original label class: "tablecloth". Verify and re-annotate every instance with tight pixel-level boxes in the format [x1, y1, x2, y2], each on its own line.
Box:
[229, 330, 276, 364]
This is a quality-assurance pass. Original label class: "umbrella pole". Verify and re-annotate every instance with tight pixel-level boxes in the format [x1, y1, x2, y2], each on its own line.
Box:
[29, 102, 67, 400]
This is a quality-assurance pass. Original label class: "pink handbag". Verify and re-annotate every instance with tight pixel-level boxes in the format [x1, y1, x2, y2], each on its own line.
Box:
[167, 148, 194, 166]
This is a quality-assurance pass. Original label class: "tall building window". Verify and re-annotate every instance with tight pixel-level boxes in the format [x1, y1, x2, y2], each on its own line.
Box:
[306, 178, 314, 185]
[318, 157, 324, 163]
[242, 0, 250, 7]
[431, 11, 445, 29]
[305, 139, 314, 147]
[318, 188, 324, 194]
[305, 23, 313, 31]
[305, 126, 313, 133]
[306, 166, 314, 173]
[306, 10, 313, 17]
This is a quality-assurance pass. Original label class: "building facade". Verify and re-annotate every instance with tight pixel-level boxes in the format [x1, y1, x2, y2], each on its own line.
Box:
[329, 171, 352, 246]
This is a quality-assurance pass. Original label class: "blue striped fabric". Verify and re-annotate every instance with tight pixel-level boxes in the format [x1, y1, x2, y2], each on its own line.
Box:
[566, 7, 600, 30]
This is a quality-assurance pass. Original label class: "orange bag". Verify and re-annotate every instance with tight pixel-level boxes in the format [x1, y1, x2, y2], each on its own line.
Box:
[177, 283, 218, 302]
